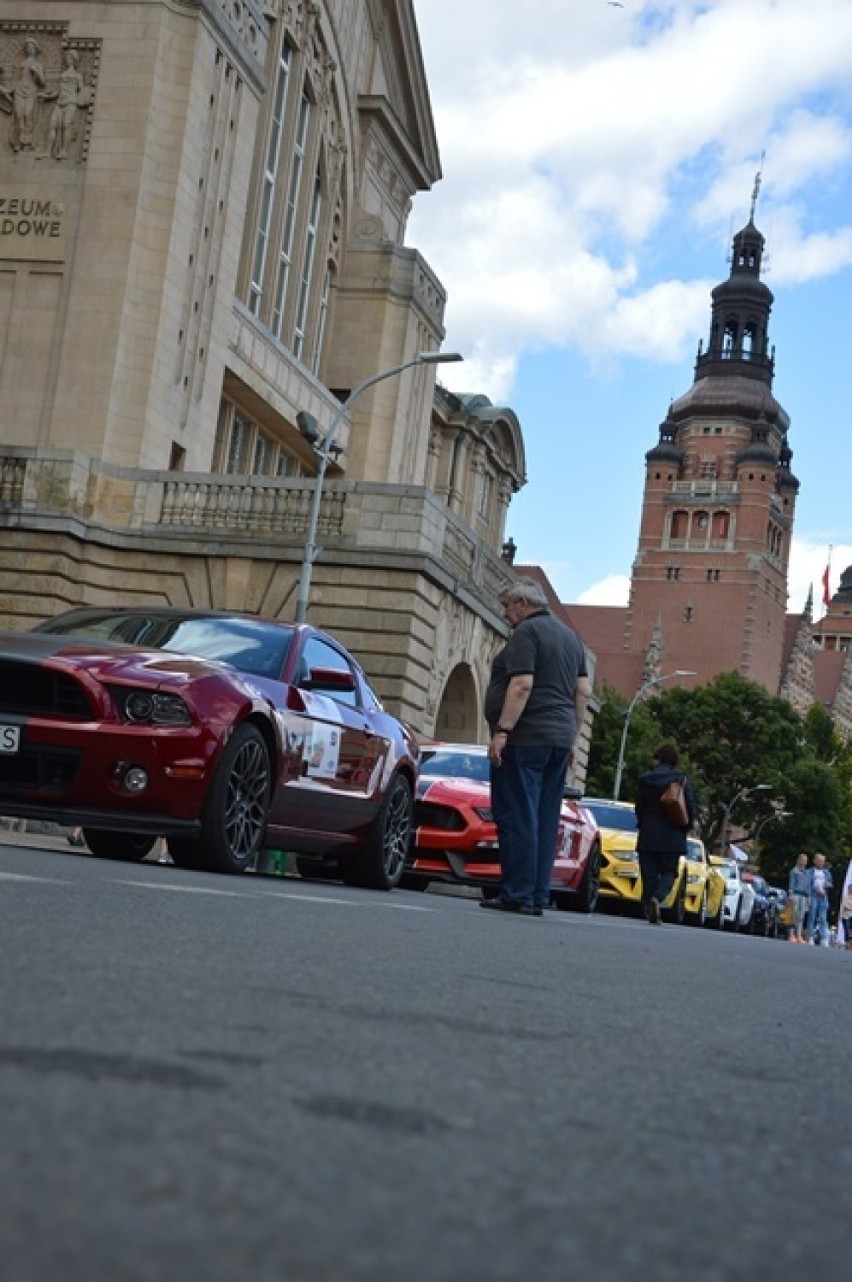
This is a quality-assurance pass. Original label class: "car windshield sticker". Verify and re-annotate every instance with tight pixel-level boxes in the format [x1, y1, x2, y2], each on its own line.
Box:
[305, 722, 341, 779]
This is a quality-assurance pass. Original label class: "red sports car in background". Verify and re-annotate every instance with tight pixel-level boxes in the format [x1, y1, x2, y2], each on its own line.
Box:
[0, 607, 417, 886]
[403, 743, 601, 911]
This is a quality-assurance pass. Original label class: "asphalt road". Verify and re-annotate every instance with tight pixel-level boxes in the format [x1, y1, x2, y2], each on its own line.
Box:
[1, 833, 850, 1282]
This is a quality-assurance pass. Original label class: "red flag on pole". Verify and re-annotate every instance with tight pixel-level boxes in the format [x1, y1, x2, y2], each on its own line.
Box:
[822, 562, 832, 608]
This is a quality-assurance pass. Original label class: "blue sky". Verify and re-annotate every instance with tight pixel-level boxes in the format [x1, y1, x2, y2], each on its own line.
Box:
[408, 0, 852, 612]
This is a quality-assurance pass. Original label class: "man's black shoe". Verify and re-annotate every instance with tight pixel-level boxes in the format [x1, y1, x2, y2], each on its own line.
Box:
[531, 905, 544, 917]
[479, 897, 534, 915]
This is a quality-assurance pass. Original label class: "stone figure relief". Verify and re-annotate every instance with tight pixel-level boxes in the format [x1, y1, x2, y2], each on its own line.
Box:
[47, 49, 87, 160]
[2, 35, 45, 152]
[0, 28, 99, 162]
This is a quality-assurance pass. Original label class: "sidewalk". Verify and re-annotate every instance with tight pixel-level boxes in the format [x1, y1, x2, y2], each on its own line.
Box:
[0, 822, 78, 853]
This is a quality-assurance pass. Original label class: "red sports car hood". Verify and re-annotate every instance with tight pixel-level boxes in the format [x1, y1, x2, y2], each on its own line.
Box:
[0, 631, 240, 687]
[416, 774, 490, 803]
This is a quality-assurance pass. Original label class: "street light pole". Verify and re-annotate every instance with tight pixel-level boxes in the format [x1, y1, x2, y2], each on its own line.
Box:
[753, 810, 792, 844]
[294, 350, 463, 624]
[612, 669, 696, 801]
[719, 783, 772, 856]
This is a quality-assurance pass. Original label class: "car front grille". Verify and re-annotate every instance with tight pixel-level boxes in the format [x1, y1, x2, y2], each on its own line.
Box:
[0, 745, 81, 797]
[0, 660, 93, 718]
[413, 800, 465, 832]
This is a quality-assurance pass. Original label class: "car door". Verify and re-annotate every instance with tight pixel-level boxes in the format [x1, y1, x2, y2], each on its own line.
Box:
[268, 635, 387, 836]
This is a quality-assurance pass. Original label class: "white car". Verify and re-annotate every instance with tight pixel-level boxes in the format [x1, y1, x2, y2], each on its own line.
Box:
[711, 857, 756, 932]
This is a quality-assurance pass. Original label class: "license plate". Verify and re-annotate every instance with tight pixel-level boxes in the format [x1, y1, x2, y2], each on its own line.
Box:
[0, 725, 20, 753]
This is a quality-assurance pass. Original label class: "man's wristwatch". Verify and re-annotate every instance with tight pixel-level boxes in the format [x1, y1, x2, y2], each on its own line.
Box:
[495, 725, 511, 735]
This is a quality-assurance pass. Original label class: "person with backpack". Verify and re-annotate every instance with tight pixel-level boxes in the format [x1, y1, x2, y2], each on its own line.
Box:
[634, 743, 696, 924]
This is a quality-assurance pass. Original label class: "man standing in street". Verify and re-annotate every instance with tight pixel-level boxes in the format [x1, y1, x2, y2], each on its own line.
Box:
[482, 577, 591, 916]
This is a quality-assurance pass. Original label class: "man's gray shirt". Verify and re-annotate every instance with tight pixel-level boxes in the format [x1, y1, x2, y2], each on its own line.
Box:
[484, 609, 588, 747]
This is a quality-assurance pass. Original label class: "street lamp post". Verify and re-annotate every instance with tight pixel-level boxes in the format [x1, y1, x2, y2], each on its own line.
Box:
[612, 669, 696, 801]
[719, 783, 772, 856]
[753, 810, 792, 844]
[294, 350, 463, 624]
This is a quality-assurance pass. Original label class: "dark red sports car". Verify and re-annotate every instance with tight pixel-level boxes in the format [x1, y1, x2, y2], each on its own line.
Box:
[403, 743, 601, 911]
[0, 607, 418, 885]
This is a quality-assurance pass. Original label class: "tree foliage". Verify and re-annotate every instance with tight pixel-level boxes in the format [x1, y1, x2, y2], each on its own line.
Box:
[586, 671, 852, 901]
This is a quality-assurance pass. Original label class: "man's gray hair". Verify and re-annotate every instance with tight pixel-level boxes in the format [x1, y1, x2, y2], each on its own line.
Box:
[500, 577, 549, 609]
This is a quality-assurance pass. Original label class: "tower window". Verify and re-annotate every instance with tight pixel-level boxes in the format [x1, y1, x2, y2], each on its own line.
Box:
[666, 566, 680, 580]
[712, 511, 730, 539]
[670, 510, 688, 539]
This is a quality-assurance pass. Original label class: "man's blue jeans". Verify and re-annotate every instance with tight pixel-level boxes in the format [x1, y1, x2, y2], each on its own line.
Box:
[808, 895, 829, 944]
[490, 743, 572, 908]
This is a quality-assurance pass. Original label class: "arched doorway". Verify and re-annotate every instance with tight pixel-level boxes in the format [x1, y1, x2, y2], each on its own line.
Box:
[434, 664, 480, 743]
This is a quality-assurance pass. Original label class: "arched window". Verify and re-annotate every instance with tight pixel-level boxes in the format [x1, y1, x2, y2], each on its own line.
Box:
[712, 511, 729, 540]
[691, 510, 709, 539]
[670, 510, 688, 540]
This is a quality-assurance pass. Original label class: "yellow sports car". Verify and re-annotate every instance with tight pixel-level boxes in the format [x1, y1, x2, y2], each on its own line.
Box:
[581, 797, 688, 923]
[685, 835, 725, 928]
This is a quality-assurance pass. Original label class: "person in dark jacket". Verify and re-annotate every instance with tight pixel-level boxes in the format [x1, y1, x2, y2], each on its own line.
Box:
[634, 743, 696, 924]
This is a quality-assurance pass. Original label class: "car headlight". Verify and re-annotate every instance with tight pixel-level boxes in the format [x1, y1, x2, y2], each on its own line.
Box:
[111, 687, 193, 727]
[474, 807, 494, 821]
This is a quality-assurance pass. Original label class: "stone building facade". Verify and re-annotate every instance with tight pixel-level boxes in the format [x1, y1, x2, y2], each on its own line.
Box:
[0, 1, 530, 745]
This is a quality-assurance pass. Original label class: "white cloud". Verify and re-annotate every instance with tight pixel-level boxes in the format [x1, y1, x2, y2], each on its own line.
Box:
[788, 537, 852, 614]
[578, 574, 631, 607]
[410, 0, 852, 391]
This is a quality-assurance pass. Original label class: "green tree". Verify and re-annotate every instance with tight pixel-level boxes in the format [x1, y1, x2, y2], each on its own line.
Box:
[755, 757, 844, 887]
[586, 684, 660, 800]
[646, 672, 806, 851]
[585, 670, 852, 898]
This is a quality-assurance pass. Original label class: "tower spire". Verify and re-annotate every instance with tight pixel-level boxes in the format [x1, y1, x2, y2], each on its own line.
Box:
[749, 153, 765, 222]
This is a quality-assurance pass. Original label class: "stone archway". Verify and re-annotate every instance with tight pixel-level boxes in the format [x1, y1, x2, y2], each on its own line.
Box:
[434, 663, 480, 743]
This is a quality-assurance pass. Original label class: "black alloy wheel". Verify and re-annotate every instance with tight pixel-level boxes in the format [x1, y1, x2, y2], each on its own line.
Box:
[173, 723, 272, 874]
[342, 774, 413, 890]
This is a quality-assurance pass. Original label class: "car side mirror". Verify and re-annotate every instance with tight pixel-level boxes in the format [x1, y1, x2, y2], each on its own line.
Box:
[301, 665, 356, 693]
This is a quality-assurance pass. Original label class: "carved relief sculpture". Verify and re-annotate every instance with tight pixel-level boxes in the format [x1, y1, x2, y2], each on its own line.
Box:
[47, 48, 87, 160]
[0, 28, 99, 163]
[4, 36, 45, 152]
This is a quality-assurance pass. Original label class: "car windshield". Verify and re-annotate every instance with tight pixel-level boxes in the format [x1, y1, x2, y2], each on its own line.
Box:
[419, 749, 489, 783]
[36, 610, 295, 680]
[687, 842, 705, 864]
[583, 801, 638, 832]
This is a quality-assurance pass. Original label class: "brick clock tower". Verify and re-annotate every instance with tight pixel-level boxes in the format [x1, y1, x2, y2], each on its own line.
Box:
[625, 207, 799, 692]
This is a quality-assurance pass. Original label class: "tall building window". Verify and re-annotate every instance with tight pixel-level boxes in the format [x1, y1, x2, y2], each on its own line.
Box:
[242, 24, 340, 373]
[272, 89, 310, 339]
[249, 43, 292, 316]
[477, 470, 493, 518]
[293, 168, 322, 360]
[314, 265, 332, 376]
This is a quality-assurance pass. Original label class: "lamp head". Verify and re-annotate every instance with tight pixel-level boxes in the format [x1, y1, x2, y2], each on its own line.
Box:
[296, 411, 320, 446]
[418, 351, 464, 364]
